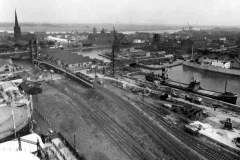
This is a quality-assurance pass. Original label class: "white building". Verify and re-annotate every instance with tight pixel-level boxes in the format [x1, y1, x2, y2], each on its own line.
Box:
[46, 36, 68, 44]
[211, 60, 230, 69]
[203, 59, 231, 69]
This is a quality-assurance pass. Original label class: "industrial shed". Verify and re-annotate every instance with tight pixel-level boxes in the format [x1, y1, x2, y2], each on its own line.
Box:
[19, 81, 42, 95]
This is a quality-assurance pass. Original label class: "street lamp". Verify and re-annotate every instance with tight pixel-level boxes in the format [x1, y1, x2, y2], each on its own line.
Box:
[50, 69, 54, 81]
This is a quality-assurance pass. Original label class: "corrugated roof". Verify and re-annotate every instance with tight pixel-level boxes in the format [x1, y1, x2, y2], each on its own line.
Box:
[1, 81, 18, 91]
[47, 52, 92, 64]
[0, 41, 15, 47]
[0, 58, 13, 67]
[15, 41, 28, 46]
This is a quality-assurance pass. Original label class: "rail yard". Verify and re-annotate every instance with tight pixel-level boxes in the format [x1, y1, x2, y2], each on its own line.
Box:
[31, 58, 240, 160]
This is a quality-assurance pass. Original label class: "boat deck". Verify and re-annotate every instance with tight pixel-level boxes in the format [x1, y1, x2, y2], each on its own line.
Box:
[197, 89, 221, 96]
[167, 81, 189, 88]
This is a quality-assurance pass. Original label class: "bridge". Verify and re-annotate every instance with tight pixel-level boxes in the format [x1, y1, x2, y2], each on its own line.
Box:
[32, 58, 94, 88]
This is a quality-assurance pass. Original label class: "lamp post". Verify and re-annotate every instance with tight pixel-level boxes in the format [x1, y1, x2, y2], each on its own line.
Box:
[191, 44, 194, 60]
[50, 69, 54, 81]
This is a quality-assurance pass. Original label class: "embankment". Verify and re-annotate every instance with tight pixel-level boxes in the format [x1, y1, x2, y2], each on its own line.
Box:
[136, 61, 183, 70]
[183, 61, 240, 76]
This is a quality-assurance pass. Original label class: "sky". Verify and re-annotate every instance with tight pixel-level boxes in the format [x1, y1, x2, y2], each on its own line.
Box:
[1, 0, 240, 26]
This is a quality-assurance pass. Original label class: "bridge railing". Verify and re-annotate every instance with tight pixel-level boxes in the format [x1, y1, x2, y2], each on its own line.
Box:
[33, 59, 93, 87]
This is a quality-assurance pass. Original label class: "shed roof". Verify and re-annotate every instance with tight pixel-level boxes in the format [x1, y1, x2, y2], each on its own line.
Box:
[47, 52, 92, 64]
[19, 81, 42, 95]
[0, 58, 13, 68]
[15, 41, 28, 46]
[1, 81, 18, 91]
[0, 41, 15, 47]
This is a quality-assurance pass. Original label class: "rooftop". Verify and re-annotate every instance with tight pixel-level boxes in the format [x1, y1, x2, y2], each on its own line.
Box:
[1, 81, 18, 92]
[47, 52, 92, 64]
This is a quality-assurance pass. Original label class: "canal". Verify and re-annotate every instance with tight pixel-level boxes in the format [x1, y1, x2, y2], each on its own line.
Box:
[138, 66, 240, 105]
[46, 48, 240, 105]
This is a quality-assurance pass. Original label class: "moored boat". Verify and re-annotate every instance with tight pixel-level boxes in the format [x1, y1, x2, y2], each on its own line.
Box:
[145, 69, 238, 104]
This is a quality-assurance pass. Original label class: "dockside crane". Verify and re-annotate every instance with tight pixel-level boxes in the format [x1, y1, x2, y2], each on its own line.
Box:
[187, 21, 198, 30]
[111, 27, 125, 77]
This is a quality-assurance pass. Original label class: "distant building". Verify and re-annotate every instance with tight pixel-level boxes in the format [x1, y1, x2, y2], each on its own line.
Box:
[14, 9, 21, 42]
[81, 39, 93, 47]
[93, 27, 97, 34]
[101, 28, 107, 34]
[0, 58, 14, 73]
[198, 54, 240, 69]
[181, 39, 194, 54]
[152, 34, 161, 43]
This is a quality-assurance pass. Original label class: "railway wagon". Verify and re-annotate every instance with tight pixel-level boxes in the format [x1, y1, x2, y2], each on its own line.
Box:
[76, 72, 94, 83]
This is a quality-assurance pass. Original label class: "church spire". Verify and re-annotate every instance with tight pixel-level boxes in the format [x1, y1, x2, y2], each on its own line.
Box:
[14, 9, 21, 42]
[15, 9, 19, 27]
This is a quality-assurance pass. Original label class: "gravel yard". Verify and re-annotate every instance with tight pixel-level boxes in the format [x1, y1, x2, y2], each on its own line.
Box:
[33, 80, 130, 160]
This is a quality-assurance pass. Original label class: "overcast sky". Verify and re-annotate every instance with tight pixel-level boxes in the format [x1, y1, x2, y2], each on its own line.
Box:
[1, 0, 240, 26]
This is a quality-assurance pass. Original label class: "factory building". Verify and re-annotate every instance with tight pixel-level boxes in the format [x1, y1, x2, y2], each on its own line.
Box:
[44, 52, 92, 71]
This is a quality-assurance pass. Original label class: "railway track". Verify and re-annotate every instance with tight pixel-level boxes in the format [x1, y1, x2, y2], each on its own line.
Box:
[95, 84, 196, 160]
[48, 82, 154, 160]
[128, 97, 239, 160]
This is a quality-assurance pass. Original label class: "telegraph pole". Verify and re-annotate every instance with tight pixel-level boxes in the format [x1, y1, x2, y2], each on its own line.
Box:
[74, 133, 76, 149]
[12, 110, 16, 138]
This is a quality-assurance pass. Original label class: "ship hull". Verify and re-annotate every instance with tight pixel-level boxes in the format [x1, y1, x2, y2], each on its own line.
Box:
[145, 75, 238, 104]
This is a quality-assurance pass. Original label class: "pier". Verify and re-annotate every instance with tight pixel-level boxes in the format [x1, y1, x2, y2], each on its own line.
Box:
[136, 61, 183, 70]
[183, 61, 240, 76]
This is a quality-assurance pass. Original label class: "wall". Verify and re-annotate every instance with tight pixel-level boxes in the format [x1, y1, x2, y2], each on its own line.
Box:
[183, 61, 240, 76]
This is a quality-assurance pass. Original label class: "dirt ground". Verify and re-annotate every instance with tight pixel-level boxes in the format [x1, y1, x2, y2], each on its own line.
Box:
[33, 80, 130, 160]
[106, 81, 240, 155]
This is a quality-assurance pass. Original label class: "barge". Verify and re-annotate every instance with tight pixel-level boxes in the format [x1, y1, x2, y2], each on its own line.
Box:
[145, 69, 238, 104]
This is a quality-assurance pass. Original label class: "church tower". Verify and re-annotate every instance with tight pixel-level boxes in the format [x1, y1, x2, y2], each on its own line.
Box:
[14, 9, 21, 42]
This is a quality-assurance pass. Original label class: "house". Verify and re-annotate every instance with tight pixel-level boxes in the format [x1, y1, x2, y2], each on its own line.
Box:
[19, 69, 45, 81]
[81, 39, 93, 47]
[198, 54, 240, 69]
[14, 41, 28, 51]
[0, 41, 15, 52]
[0, 58, 14, 73]
[88, 31, 128, 46]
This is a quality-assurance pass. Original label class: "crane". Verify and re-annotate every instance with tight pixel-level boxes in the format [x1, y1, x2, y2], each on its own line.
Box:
[187, 22, 198, 30]
[111, 27, 125, 77]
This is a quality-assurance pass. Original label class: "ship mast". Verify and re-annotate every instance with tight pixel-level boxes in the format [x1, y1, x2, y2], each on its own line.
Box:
[191, 45, 194, 60]
[112, 27, 117, 77]
[224, 79, 228, 92]
[111, 27, 125, 77]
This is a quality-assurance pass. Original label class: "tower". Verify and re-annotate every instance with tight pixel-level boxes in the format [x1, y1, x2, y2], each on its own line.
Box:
[93, 27, 97, 34]
[153, 34, 161, 43]
[14, 9, 21, 42]
[29, 38, 38, 61]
